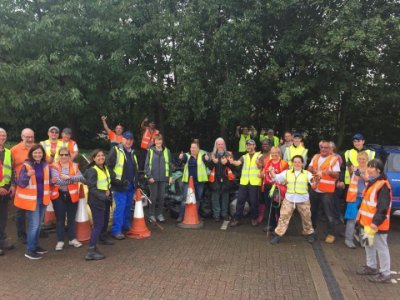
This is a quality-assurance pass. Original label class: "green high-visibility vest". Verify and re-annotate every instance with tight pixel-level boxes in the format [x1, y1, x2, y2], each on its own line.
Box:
[182, 153, 208, 183]
[93, 165, 111, 190]
[240, 152, 262, 186]
[344, 149, 375, 184]
[286, 169, 309, 194]
[260, 135, 279, 147]
[285, 145, 308, 167]
[148, 148, 170, 178]
[113, 146, 138, 181]
[238, 134, 250, 152]
[0, 148, 12, 186]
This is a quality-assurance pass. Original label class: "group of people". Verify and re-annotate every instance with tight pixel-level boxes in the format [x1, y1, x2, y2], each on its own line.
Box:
[0, 120, 393, 283]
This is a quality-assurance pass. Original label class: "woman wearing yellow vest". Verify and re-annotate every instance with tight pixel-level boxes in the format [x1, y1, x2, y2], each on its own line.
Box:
[356, 159, 392, 283]
[84, 149, 113, 260]
[344, 151, 368, 249]
[269, 155, 317, 244]
[50, 147, 85, 251]
[15, 144, 52, 259]
[145, 134, 172, 223]
[177, 141, 209, 222]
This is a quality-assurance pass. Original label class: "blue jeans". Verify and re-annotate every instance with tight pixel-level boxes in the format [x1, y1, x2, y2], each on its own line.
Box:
[179, 182, 204, 219]
[52, 192, 78, 241]
[111, 183, 134, 235]
[26, 201, 46, 252]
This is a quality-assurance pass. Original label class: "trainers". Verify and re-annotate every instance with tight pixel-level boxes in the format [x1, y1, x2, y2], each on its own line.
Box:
[25, 251, 42, 260]
[156, 214, 166, 223]
[55, 241, 64, 251]
[356, 265, 379, 275]
[1, 240, 15, 250]
[306, 234, 316, 244]
[176, 216, 183, 223]
[325, 234, 335, 244]
[229, 219, 240, 227]
[149, 215, 157, 223]
[99, 235, 115, 245]
[0, 249, 4, 256]
[345, 240, 356, 249]
[251, 219, 258, 227]
[368, 273, 391, 283]
[223, 215, 231, 222]
[111, 233, 125, 240]
[270, 235, 282, 244]
[35, 246, 48, 254]
[69, 239, 83, 248]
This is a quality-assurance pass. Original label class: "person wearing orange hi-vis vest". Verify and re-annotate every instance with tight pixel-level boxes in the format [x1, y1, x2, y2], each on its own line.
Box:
[308, 140, 340, 244]
[50, 147, 85, 251]
[343, 151, 369, 249]
[356, 159, 392, 284]
[41, 126, 63, 164]
[228, 139, 262, 227]
[140, 117, 159, 171]
[15, 144, 52, 260]
[207, 138, 235, 222]
[101, 115, 124, 147]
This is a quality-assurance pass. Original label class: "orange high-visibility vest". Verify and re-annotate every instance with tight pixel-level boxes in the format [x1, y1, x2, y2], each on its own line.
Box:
[346, 169, 368, 202]
[50, 162, 80, 203]
[311, 154, 338, 193]
[14, 163, 51, 211]
[141, 128, 159, 149]
[59, 139, 77, 155]
[209, 166, 235, 182]
[357, 179, 392, 231]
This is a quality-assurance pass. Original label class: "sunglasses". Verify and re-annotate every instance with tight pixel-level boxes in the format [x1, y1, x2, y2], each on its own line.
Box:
[50, 131, 59, 134]
[59, 154, 70, 157]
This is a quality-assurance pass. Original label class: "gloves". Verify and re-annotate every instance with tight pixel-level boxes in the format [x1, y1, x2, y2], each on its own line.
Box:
[361, 226, 376, 246]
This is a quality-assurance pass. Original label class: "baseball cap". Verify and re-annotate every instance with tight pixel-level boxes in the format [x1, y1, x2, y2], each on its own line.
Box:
[123, 131, 134, 139]
[352, 133, 365, 141]
[293, 132, 302, 138]
[267, 129, 274, 133]
[62, 128, 72, 135]
[48, 126, 59, 132]
[246, 139, 256, 145]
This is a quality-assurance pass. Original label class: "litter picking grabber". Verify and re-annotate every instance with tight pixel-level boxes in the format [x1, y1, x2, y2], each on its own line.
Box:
[139, 188, 165, 231]
[266, 184, 282, 239]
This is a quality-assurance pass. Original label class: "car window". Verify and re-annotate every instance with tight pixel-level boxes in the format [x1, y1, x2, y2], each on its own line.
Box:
[386, 153, 400, 172]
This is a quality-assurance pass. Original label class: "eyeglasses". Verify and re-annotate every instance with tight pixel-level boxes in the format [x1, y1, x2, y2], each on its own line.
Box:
[59, 154, 69, 157]
[50, 131, 58, 134]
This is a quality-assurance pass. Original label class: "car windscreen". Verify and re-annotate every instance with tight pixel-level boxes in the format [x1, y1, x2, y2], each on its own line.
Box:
[386, 153, 400, 172]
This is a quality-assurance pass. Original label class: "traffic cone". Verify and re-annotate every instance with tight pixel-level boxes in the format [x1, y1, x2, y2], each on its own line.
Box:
[75, 185, 91, 242]
[126, 188, 151, 239]
[178, 176, 204, 229]
[43, 200, 56, 228]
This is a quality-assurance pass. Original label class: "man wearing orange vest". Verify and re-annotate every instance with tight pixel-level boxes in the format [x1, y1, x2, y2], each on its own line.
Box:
[101, 115, 124, 147]
[140, 117, 159, 171]
[59, 128, 79, 161]
[356, 159, 392, 283]
[308, 140, 340, 243]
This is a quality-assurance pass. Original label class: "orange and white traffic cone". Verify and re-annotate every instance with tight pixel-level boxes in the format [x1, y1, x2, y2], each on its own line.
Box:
[178, 176, 204, 229]
[43, 201, 56, 228]
[75, 185, 91, 242]
[126, 188, 151, 239]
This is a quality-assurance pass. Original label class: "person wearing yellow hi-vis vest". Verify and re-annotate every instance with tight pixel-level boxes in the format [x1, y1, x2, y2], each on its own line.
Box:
[344, 133, 375, 185]
[177, 141, 210, 222]
[84, 149, 113, 261]
[0, 128, 16, 255]
[228, 139, 262, 227]
[107, 131, 138, 240]
[283, 132, 308, 168]
[259, 128, 280, 147]
[41, 126, 63, 164]
[144, 134, 172, 223]
[236, 125, 257, 158]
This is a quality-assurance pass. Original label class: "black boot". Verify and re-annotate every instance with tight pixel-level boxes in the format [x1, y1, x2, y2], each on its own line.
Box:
[99, 235, 115, 245]
[85, 246, 105, 261]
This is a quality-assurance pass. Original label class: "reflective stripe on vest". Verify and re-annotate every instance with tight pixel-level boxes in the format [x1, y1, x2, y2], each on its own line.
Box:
[344, 149, 375, 184]
[285, 145, 308, 167]
[182, 153, 208, 183]
[0, 148, 12, 186]
[346, 169, 368, 202]
[41, 140, 63, 161]
[209, 166, 235, 182]
[311, 154, 337, 193]
[357, 179, 391, 231]
[113, 147, 138, 181]
[93, 165, 111, 190]
[240, 152, 261, 186]
[50, 162, 80, 202]
[14, 163, 51, 211]
[286, 169, 309, 194]
[238, 134, 250, 153]
[60, 139, 77, 155]
[141, 129, 159, 149]
[148, 148, 170, 178]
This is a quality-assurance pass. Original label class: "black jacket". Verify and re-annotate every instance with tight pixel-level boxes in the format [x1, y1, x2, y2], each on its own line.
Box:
[207, 151, 233, 192]
[84, 167, 112, 211]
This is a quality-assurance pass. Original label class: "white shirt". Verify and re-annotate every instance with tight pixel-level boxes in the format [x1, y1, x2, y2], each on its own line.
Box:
[310, 155, 340, 193]
[273, 170, 313, 203]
